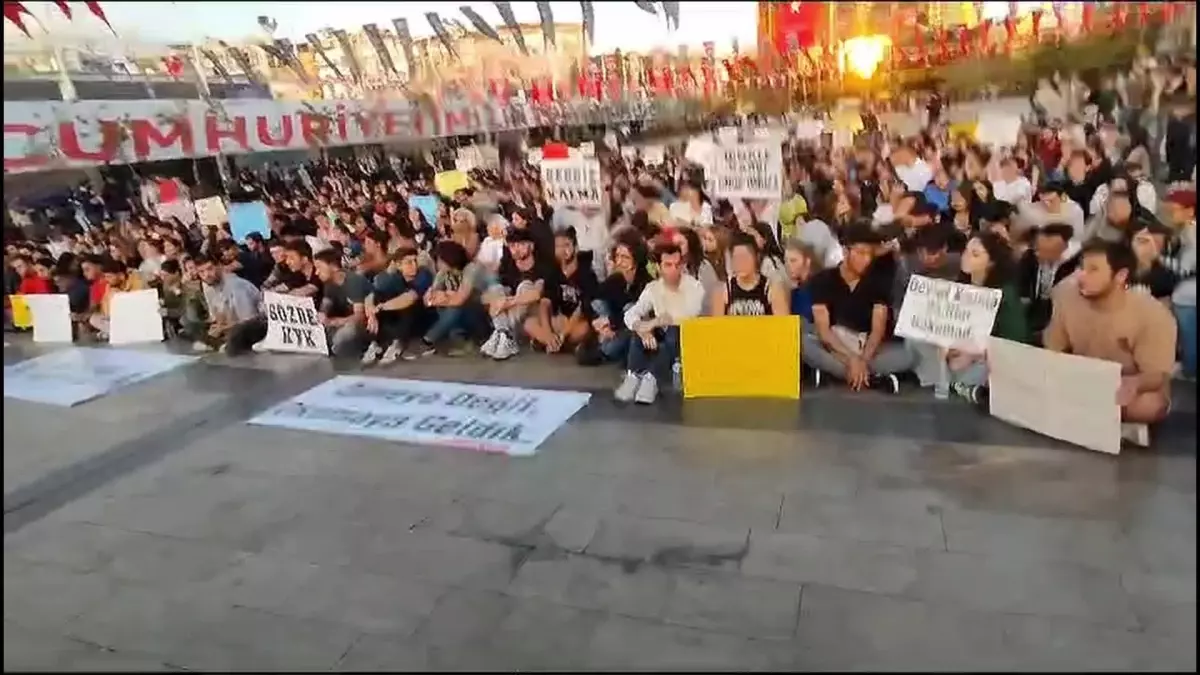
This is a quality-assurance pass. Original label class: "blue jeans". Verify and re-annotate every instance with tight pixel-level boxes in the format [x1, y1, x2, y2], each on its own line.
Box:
[1175, 304, 1197, 379]
[600, 330, 632, 362]
[626, 326, 680, 379]
[424, 307, 468, 344]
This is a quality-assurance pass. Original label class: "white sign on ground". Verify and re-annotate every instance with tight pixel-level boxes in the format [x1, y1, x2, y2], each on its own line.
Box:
[194, 196, 228, 226]
[108, 289, 164, 345]
[711, 142, 783, 200]
[3, 347, 195, 407]
[249, 376, 592, 457]
[261, 292, 329, 355]
[987, 337, 1122, 455]
[895, 276, 1002, 350]
[541, 157, 602, 207]
[24, 293, 72, 343]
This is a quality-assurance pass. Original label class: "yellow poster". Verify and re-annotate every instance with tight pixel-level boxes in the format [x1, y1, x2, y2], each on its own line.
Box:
[680, 316, 802, 400]
[9, 295, 33, 329]
[434, 170, 470, 197]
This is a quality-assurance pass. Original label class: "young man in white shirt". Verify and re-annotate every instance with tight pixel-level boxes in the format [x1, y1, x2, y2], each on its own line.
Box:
[892, 144, 933, 193]
[615, 243, 705, 405]
[992, 157, 1034, 206]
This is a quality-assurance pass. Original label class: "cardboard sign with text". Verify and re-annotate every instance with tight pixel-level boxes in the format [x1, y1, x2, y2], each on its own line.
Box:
[987, 337, 1122, 455]
[711, 142, 783, 200]
[895, 276, 1002, 350]
[261, 292, 329, 355]
[541, 157, 602, 207]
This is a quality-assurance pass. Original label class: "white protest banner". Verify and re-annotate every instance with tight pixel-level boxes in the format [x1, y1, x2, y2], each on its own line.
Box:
[712, 142, 783, 200]
[108, 289, 164, 345]
[987, 338, 1122, 455]
[24, 294, 72, 343]
[975, 113, 1023, 148]
[155, 199, 196, 226]
[3, 347, 194, 407]
[249, 375, 592, 456]
[621, 146, 637, 161]
[793, 119, 825, 140]
[194, 196, 228, 226]
[541, 157, 602, 207]
[717, 126, 740, 144]
[261, 292, 329, 355]
[603, 131, 619, 150]
[526, 149, 543, 165]
[895, 276, 1002, 350]
[642, 145, 665, 165]
[579, 141, 595, 157]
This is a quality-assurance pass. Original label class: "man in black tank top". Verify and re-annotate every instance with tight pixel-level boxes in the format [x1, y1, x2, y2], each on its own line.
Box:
[711, 234, 789, 317]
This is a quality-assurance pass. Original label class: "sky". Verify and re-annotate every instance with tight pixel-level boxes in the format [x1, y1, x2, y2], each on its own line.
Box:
[6, 1, 1031, 52]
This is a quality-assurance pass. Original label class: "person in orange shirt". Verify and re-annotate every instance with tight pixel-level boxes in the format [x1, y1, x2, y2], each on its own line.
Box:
[1044, 240, 1177, 446]
[88, 259, 146, 339]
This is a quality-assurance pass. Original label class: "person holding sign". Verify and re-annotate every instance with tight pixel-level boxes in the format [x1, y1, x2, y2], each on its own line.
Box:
[192, 256, 263, 353]
[313, 249, 371, 358]
[804, 225, 915, 393]
[88, 260, 146, 340]
[1042, 240, 1177, 445]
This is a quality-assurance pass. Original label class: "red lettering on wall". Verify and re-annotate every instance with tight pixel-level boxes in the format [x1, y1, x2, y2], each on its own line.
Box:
[130, 117, 194, 161]
[204, 114, 250, 153]
[255, 115, 294, 147]
[300, 113, 331, 146]
[335, 104, 348, 141]
[381, 111, 402, 137]
[59, 120, 121, 164]
[353, 111, 377, 139]
[3, 124, 49, 171]
[442, 108, 477, 137]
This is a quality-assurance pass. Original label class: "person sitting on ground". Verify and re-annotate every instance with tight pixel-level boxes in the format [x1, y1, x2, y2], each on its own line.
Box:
[615, 243, 705, 405]
[1017, 181, 1086, 242]
[548, 227, 599, 355]
[1043, 239, 1177, 446]
[313, 248, 370, 358]
[803, 224, 915, 393]
[1128, 222, 1178, 303]
[784, 239, 818, 326]
[89, 258, 146, 339]
[1016, 224, 1081, 344]
[361, 247, 436, 366]
[52, 260, 90, 338]
[710, 233, 789, 317]
[587, 240, 651, 365]
[12, 254, 52, 295]
[484, 229, 558, 359]
[419, 240, 490, 358]
[191, 255, 262, 354]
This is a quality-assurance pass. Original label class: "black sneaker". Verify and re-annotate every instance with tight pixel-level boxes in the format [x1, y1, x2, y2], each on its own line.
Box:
[404, 340, 437, 360]
[869, 373, 900, 394]
[804, 367, 823, 389]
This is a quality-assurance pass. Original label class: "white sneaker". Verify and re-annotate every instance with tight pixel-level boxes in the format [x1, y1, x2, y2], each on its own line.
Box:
[191, 341, 213, 353]
[480, 330, 501, 358]
[493, 332, 519, 360]
[361, 342, 383, 366]
[379, 341, 403, 365]
[1120, 423, 1151, 448]
[633, 373, 659, 405]
[251, 341, 269, 353]
[614, 371, 643, 402]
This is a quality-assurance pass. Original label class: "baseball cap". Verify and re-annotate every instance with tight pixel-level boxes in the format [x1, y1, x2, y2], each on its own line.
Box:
[1165, 188, 1196, 210]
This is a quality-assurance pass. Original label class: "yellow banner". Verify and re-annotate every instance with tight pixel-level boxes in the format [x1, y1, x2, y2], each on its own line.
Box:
[9, 295, 33, 329]
[434, 170, 470, 197]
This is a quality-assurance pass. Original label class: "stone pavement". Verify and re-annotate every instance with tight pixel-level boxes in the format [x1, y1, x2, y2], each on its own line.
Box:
[3, 340, 1196, 672]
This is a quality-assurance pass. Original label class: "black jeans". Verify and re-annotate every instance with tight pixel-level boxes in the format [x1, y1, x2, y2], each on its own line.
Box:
[224, 317, 269, 356]
[372, 306, 434, 346]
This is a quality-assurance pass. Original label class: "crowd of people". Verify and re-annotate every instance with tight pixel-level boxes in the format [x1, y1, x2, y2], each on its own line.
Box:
[4, 79, 1196, 445]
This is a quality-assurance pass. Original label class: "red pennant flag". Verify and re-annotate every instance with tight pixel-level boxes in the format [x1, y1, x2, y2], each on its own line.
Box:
[542, 142, 570, 160]
[52, 0, 71, 18]
[1082, 5, 1095, 33]
[84, 1, 115, 35]
[4, 1, 33, 37]
[1136, 3, 1150, 27]
[957, 26, 971, 57]
[164, 54, 184, 79]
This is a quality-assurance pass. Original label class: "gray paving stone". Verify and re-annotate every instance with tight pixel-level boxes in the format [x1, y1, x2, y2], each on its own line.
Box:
[612, 475, 782, 530]
[96, 529, 249, 586]
[3, 558, 114, 632]
[584, 513, 751, 570]
[507, 553, 675, 620]
[662, 569, 802, 639]
[741, 531, 920, 595]
[422, 497, 562, 544]
[410, 588, 517, 650]
[483, 597, 606, 670]
[358, 529, 524, 591]
[940, 508, 1132, 571]
[907, 549, 1140, 628]
[775, 490, 947, 549]
[541, 507, 601, 553]
[62, 580, 223, 658]
[3, 520, 133, 573]
[584, 614, 802, 671]
[335, 635, 445, 671]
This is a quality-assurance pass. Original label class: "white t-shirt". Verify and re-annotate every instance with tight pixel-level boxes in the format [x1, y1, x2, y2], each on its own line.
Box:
[476, 236, 505, 268]
[992, 176, 1034, 206]
[668, 200, 713, 228]
[895, 159, 933, 192]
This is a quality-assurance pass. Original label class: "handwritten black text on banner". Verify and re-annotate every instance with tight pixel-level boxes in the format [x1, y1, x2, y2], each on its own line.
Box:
[712, 142, 782, 200]
[262, 292, 329, 354]
[895, 276, 1002, 350]
[541, 157, 602, 207]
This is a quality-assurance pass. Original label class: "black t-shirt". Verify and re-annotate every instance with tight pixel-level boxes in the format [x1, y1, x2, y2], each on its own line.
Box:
[553, 256, 599, 317]
[1130, 263, 1177, 300]
[498, 253, 559, 300]
[810, 266, 891, 334]
[281, 265, 324, 308]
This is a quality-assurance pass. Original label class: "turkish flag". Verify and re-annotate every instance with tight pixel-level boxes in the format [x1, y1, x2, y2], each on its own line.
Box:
[774, 2, 823, 52]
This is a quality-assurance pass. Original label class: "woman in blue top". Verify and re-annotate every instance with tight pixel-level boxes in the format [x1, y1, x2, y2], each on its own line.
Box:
[783, 239, 817, 326]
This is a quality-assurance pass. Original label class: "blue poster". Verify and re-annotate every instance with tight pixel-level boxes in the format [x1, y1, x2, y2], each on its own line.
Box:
[409, 194, 440, 229]
[228, 201, 271, 242]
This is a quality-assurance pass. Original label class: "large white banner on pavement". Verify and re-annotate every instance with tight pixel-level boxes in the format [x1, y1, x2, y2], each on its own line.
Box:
[987, 337, 1122, 455]
[261, 292, 329, 355]
[249, 376, 592, 457]
[3, 347, 195, 407]
[895, 276, 1002, 350]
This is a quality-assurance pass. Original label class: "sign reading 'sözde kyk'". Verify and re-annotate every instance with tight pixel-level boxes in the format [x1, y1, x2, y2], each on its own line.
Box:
[712, 142, 783, 200]
[541, 157, 602, 207]
[261, 292, 329, 355]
